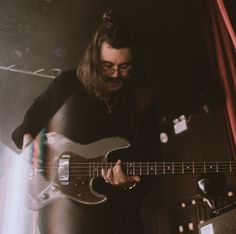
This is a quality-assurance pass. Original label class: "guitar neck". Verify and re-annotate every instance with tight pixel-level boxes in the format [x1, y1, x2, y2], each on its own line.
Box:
[88, 161, 236, 177]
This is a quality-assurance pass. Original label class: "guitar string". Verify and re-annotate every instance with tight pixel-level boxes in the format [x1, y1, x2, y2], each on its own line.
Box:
[42, 172, 236, 177]
[35, 167, 236, 173]
[39, 168, 236, 177]
[32, 161, 236, 165]
[34, 163, 236, 170]
[33, 162, 236, 168]
[33, 162, 236, 176]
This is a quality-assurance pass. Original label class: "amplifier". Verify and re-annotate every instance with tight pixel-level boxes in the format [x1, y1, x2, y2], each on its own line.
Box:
[199, 208, 236, 234]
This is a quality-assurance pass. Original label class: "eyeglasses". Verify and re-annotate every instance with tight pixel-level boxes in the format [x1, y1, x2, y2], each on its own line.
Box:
[99, 61, 132, 77]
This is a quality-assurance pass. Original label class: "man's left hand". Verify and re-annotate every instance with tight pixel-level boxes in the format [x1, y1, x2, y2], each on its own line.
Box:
[101, 159, 140, 188]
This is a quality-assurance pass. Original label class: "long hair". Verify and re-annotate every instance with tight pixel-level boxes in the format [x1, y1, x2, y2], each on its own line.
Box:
[77, 10, 153, 111]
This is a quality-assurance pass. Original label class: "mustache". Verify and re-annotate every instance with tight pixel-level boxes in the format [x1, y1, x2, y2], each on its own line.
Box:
[102, 76, 127, 83]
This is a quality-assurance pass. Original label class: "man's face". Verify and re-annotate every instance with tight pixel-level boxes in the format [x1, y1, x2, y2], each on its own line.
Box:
[99, 42, 132, 93]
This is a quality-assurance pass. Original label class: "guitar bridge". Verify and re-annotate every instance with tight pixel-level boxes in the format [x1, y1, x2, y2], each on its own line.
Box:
[58, 154, 70, 185]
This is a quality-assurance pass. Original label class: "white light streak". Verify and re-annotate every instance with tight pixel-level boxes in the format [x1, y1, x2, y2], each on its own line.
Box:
[0, 147, 35, 234]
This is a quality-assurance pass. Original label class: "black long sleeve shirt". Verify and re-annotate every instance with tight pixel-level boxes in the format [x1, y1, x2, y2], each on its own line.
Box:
[12, 69, 161, 234]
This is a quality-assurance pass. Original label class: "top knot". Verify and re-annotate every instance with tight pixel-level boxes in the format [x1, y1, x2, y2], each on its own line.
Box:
[102, 9, 120, 28]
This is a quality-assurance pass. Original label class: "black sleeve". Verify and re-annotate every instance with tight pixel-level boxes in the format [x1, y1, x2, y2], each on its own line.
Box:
[12, 70, 78, 149]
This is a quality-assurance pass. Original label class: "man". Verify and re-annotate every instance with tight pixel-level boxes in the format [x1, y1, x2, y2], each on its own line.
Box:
[12, 10, 161, 234]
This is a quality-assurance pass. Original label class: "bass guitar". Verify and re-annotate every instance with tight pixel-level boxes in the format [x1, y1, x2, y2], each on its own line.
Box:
[26, 132, 236, 210]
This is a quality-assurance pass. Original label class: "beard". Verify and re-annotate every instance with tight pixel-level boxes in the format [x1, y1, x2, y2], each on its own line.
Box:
[81, 72, 130, 101]
[97, 75, 128, 99]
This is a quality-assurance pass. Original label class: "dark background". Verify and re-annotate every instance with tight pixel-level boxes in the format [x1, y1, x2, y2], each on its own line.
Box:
[0, 0, 234, 233]
[0, 0, 224, 150]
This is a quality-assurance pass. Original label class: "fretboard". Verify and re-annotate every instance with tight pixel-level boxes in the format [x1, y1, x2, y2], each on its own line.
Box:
[86, 161, 236, 177]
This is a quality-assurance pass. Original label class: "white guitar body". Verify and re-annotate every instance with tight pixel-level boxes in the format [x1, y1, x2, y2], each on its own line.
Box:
[27, 132, 130, 210]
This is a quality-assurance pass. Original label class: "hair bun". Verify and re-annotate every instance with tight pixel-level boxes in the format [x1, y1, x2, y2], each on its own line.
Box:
[102, 9, 120, 28]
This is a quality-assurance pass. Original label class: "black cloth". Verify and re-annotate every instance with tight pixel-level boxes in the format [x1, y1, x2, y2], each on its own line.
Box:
[12, 69, 161, 234]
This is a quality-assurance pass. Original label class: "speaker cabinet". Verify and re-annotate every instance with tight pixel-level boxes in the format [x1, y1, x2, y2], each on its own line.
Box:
[199, 208, 236, 234]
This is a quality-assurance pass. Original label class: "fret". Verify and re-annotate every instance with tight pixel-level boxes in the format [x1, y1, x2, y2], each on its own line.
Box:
[163, 162, 166, 175]
[172, 162, 182, 175]
[101, 162, 103, 176]
[155, 162, 157, 175]
[93, 162, 96, 177]
[99, 163, 102, 176]
[217, 162, 223, 173]
[95, 162, 97, 177]
[133, 162, 135, 176]
[192, 162, 195, 174]
[182, 162, 184, 174]
[225, 161, 233, 173]
[147, 162, 149, 175]
[89, 163, 91, 177]
[196, 161, 207, 173]
[139, 162, 142, 175]
[232, 162, 236, 172]
[211, 162, 230, 173]
[98, 163, 100, 176]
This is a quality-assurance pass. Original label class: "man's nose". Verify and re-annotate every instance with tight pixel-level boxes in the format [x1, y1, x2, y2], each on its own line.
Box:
[112, 69, 119, 78]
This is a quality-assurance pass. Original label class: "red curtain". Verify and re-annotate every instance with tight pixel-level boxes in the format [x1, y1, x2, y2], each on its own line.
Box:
[200, 0, 236, 157]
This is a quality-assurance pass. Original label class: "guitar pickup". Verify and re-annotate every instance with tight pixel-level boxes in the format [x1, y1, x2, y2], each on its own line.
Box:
[58, 154, 70, 185]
